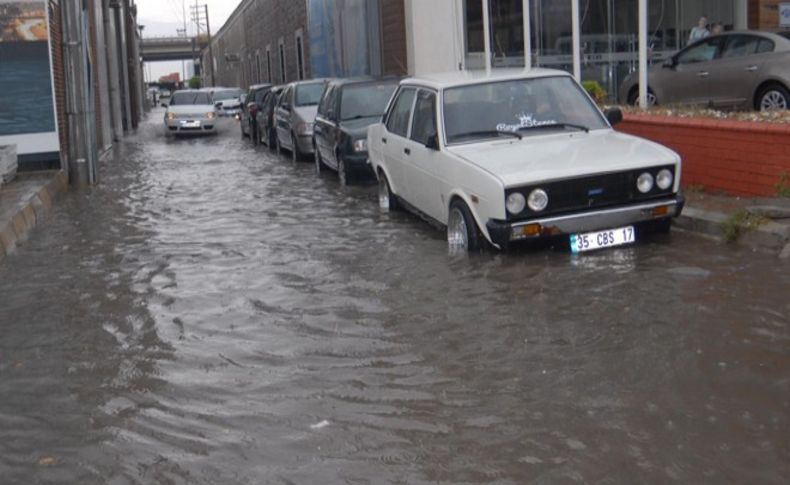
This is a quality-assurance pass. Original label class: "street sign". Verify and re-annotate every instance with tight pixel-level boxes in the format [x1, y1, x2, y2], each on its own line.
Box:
[781, 3, 790, 27]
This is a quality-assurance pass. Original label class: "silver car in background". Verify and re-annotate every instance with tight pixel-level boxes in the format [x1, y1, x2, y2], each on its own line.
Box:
[274, 80, 327, 161]
[212, 88, 245, 117]
[619, 31, 790, 111]
[164, 90, 217, 136]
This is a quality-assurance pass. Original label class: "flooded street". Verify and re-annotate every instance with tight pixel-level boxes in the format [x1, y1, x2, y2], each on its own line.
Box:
[1, 112, 788, 484]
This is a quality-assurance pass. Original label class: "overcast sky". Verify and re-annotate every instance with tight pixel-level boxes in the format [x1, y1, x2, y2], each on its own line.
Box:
[135, 0, 241, 81]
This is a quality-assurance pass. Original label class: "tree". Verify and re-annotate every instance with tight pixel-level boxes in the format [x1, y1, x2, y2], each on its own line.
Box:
[188, 76, 202, 89]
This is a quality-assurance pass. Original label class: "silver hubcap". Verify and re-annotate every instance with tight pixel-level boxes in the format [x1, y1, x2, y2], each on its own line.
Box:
[378, 177, 390, 211]
[447, 207, 469, 249]
[761, 90, 787, 111]
[632, 92, 657, 107]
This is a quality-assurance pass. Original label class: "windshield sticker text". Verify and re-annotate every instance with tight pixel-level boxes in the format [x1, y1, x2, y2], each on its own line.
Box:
[497, 113, 557, 133]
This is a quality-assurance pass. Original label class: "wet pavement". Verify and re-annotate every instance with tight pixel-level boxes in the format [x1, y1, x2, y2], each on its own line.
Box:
[1, 111, 788, 484]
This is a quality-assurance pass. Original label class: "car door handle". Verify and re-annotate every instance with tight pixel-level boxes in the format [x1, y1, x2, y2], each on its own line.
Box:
[381, 137, 387, 144]
[404, 148, 411, 155]
[697, 71, 709, 77]
[745, 65, 758, 72]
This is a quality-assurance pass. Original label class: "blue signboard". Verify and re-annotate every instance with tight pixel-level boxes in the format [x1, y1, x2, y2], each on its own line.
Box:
[0, 0, 60, 160]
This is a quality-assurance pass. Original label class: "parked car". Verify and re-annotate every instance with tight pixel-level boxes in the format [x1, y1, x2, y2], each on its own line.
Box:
[240, 84, 272, 142]
[619, 31, 790, 111]
[255, 85, 284, 149]
[313, 77, 399, 185]
[274, 80, 327, 161]
[163, 90, 217, 136]
[367, 69, 684, 252]
[212, 87, 245, 117]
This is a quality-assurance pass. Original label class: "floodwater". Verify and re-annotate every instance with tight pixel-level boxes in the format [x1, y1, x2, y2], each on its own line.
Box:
[1, 113, 788, 484]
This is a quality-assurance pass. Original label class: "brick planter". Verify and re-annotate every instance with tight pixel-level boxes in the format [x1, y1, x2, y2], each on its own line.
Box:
[616, 114, 790, 197]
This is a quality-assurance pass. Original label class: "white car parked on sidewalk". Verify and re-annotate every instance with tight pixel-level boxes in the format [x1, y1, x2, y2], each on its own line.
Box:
[164, 90, 217, 136]
[367, 69, 684, 253]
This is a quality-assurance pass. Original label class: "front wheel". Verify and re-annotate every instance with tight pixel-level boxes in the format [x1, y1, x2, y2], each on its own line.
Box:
[377, 172, 398, 212]
[337, 155, 348, 186]
[314, 148, 323, 174]
[291, 134, 300, 163]
[757, 84, 789, 111]
[447, 199, 485, 252]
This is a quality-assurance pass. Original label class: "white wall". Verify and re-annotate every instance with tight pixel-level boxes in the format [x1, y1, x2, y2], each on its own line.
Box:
[404, 0, 465, 75]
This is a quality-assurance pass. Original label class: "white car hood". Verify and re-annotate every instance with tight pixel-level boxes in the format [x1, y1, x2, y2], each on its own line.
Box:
[447, 129, 679, 187]
[294, 105, 318, 122]
[168, 105, 215, 116]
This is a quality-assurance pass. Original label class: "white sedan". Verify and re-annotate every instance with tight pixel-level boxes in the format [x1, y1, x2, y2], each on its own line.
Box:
[367, 69, 684, 253]
[164, 90, 218, 136]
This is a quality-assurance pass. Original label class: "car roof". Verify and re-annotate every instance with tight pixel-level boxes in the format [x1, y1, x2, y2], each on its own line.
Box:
[400, 68, 573, 90]
[287, 79, 330, 88]
[328, 76, 401, 88]
[248, 84, 272, 91]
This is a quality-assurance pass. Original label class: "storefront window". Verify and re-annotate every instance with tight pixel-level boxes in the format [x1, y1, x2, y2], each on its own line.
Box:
[464, 0, 736, 102]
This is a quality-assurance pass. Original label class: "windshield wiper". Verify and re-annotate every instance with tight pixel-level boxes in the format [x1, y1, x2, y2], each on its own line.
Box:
[517, 123, 589, 133]
[453, 130, 523, 141]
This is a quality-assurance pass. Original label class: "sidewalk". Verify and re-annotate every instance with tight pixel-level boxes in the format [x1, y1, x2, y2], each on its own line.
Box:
[677, 190, 790, 259]
[0, 171, 68, 262]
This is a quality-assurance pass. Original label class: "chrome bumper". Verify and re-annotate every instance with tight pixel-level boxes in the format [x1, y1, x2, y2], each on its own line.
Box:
[487, 197, 683, 246]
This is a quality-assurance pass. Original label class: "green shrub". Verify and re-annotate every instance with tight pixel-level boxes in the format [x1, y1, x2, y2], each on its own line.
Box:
[582, 80, 607, 104]
[188, 76, 202, 89]
[719, 209, 766, 243]
[775, 172, 790, 198]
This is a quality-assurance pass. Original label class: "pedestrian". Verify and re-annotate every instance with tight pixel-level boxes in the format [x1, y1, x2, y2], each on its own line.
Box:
[689, 16, 710, 43]
[711, 22, 723, 35]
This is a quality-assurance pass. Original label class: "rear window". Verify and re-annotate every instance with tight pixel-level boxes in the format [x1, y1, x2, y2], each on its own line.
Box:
[295, 83, 325, 106]
[340, 82, 398, 121]
[213, 89, 243, 101]
[170, 92, 212, 105]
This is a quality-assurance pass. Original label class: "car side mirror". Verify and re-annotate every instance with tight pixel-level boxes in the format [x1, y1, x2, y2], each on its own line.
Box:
[425, 133, 440, 151]
[604, 108, 623, 126]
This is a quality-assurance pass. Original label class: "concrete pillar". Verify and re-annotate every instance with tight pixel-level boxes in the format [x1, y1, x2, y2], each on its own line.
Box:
[482, 0, 492, 71]
[571, 0, 581, 80]
[93, 1, 113, 150]
[116, 1, 133, 132]
[104, 0, 124, 141]
[734, 0, 749, 30]
[523, 0, 531, 68]
[638, 0, 648, 108]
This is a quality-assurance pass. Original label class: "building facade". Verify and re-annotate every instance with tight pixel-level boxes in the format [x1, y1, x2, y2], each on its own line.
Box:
[202, 0, 407, 89]
[405, 0, 786, 102]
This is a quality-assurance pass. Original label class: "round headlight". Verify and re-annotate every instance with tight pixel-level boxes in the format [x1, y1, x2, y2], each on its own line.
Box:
[656, 169, 673, 190]
[637, 172, 654, 193]
[528, 189, 549, 212]
[506, 192, 526, 215]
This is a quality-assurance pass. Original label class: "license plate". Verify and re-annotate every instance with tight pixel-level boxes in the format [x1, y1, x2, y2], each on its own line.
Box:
[180, 120, 200, 128]
[570, 225, 635, 253]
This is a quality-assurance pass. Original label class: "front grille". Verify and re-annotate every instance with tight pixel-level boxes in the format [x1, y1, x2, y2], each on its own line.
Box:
[506, 166, 675, 220]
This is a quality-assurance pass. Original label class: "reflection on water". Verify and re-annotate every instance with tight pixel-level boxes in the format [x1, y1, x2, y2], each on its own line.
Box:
[0, 115, 788, 484]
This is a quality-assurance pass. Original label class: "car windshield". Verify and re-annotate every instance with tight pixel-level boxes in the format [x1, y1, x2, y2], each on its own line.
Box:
[295, 83, 324, 106]
[170, 92, 212, 105]
[340, 82, 398, 121]
[213, 89, 243, 101]
[443, 76, 608, 144]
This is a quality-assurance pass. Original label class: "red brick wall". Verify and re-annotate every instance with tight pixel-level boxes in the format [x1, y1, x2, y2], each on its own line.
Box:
[617, 114, 790, 197]
[48, 0, 67, 164]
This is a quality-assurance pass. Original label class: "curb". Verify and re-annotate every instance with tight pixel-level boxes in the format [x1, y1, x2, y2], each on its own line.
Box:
[0, 170, 68, 262]
[676, 206, 790, 259]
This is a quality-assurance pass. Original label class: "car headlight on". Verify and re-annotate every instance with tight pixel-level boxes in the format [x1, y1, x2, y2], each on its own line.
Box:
[506, 192, 526, 215]
[166, 112, 175, 121]
[353, 139, 367, 153]
[296, 122, 314, 135]
[637, 172, 654, 193]
[207, 112, 216, 119]
[656, 169, 673, 190]
[527, 188, 549, 212]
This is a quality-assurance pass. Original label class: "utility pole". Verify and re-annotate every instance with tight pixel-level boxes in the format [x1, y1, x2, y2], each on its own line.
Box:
[191, 3, 215, 86]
